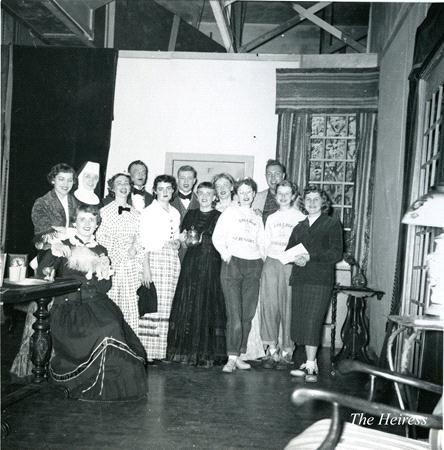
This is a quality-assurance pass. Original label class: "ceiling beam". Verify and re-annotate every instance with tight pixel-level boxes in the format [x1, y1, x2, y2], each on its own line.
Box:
[168, 14, 181, 51]
[230, 0, 247, 50]
[226, 0, 316, 4]
[292, 2, 367, 53]
[324, 30, 367, 54]
[239, 2, 331, 53]
[210, 0, 235, 52]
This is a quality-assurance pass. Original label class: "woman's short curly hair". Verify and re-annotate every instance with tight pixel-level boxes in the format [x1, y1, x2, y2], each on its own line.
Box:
[106, 173, 131, 198]
[47, 163, 77, 185]
[152, 174, 177, 198]
[299, 185, 332, 215]
[74, 203, 102, 226]
[276, 180, 299, 206]
[234, 177, 258, 195]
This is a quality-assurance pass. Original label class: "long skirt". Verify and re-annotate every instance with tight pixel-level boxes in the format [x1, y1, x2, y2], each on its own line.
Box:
[107, 258, 140, 333]
[49, 288, 147, 402]
[291, 284, 332, 347]
[167, 240, 226, 366]
[139, 247, 180, 360]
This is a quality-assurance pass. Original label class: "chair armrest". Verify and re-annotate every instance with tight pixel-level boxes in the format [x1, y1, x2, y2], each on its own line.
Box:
[338, 359, 442, 395]
[291, 387, 443, 430]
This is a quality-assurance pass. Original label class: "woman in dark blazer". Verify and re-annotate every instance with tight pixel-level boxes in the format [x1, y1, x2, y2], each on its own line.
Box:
[286, 185, 343, 382]
[31, 163, 78, 250]
[11, 163, 78, 380]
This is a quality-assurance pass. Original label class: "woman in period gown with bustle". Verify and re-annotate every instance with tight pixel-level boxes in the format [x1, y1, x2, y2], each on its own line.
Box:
[167, 182, 227, 367]
[38, 204, 147, 401]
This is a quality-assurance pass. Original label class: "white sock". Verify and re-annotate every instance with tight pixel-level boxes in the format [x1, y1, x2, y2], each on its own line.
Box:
[228, 355, 237, 361]
[305, 360, 316, 370]
[269, 346, 277, 356]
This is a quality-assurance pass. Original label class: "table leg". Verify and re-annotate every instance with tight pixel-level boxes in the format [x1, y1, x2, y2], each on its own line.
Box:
[387, 326, 406, 410]
[30, 296, 52, 383]
[355, 298, 372, 363]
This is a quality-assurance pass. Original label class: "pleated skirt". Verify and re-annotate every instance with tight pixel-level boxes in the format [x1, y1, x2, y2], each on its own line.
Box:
[290, 284, 332, 347]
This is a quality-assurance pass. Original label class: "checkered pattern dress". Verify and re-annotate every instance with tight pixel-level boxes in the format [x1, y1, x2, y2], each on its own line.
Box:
[139, 246, 180, 359]
[96, 202, 143, 332]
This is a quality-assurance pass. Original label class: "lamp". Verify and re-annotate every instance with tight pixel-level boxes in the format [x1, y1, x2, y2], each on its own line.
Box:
[402, 183, 444, 317]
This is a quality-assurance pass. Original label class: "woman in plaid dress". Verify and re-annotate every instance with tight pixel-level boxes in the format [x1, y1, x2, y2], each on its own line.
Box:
[96, 173, 144, 333]
[139, 175, 181, 361]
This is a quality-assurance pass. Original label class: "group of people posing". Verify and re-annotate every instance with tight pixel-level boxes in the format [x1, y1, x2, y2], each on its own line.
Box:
[11, 158, 343, 401]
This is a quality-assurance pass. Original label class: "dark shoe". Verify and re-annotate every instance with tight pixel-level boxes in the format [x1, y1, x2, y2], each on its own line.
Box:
[262, 355, 276, 369]
[276, 353, 294, 370]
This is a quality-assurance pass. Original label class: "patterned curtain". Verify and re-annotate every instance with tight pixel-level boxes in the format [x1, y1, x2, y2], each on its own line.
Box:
[276, 112, 310, 192]
[348, 112, 378, 273]
[275, 68, 379, 271]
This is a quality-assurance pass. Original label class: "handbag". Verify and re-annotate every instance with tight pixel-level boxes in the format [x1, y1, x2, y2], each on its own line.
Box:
[137, 282, 158, 316]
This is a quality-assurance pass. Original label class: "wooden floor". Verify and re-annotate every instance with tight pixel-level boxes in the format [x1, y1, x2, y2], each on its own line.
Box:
[1, 313, 379, 450]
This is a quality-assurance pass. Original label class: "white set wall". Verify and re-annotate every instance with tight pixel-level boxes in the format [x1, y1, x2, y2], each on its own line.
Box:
[107, 52, 378, 194]
[107, 53, 301, 192]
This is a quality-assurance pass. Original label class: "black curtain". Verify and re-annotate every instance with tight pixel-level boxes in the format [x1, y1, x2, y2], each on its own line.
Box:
[6, 46, 117, 254]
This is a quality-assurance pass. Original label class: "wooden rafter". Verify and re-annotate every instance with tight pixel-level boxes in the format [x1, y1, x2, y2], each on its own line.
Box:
[168, 14, 181, 51]
[210, 0, 235, 52]
[230, 0, 247, 50]
[239, 2, 331, 53]
[324, 30, 367, 54]
[292, 2, 366, 53]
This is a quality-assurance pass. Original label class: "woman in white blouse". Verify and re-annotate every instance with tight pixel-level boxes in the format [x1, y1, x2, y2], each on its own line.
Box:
[212, 177, 265, 373]
[139, 175, 181, 361]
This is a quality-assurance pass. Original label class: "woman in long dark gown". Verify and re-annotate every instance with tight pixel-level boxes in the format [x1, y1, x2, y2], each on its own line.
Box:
[167, 182, 226, 367]
[38, 204, 148, 401]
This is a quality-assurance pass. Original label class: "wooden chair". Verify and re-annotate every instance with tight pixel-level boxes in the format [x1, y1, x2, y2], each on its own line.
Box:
[285, 360, 442, 450]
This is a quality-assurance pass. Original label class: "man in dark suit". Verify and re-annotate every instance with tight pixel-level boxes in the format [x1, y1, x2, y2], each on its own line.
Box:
[170, 165, 199, 222]
[103, 160, 153, 210]
[170, 165, 199, 262]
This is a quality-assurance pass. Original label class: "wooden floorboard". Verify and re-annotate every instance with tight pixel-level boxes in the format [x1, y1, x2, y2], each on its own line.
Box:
[1, 312, 392, 449]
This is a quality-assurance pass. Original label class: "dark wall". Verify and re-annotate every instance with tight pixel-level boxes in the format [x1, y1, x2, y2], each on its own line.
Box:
[6, 46, 117, 254]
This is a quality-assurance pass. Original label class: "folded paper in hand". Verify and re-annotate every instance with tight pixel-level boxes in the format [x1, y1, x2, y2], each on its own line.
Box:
[278, 243, 309, 265]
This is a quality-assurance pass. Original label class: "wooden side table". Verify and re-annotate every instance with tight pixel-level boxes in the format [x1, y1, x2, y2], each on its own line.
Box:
[1, 278, 81, 437]
[330, 285, 384, 373]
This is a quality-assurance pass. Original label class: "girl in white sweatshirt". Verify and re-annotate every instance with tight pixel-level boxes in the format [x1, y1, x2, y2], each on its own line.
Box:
[212, 177, 265, 373]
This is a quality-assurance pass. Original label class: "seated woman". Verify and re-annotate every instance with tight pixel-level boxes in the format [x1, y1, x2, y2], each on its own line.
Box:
[167, 182, 226, 367]
[37, 204, 148, 401]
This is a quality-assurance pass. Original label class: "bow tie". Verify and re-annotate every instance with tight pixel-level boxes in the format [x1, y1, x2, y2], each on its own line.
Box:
[118, 206, 131, 215]
[132, 188, 145, 196]
[178, 192, 192, 200]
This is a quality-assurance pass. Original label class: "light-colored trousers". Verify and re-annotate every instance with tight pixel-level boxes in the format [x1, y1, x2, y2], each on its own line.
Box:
[259, 257, 294, 353]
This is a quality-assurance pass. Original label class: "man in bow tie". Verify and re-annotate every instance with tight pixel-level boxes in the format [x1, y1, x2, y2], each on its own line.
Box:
[128, 160, 153, 211]
[103, 160, 153, 210]
[170, 165, 199, 223]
